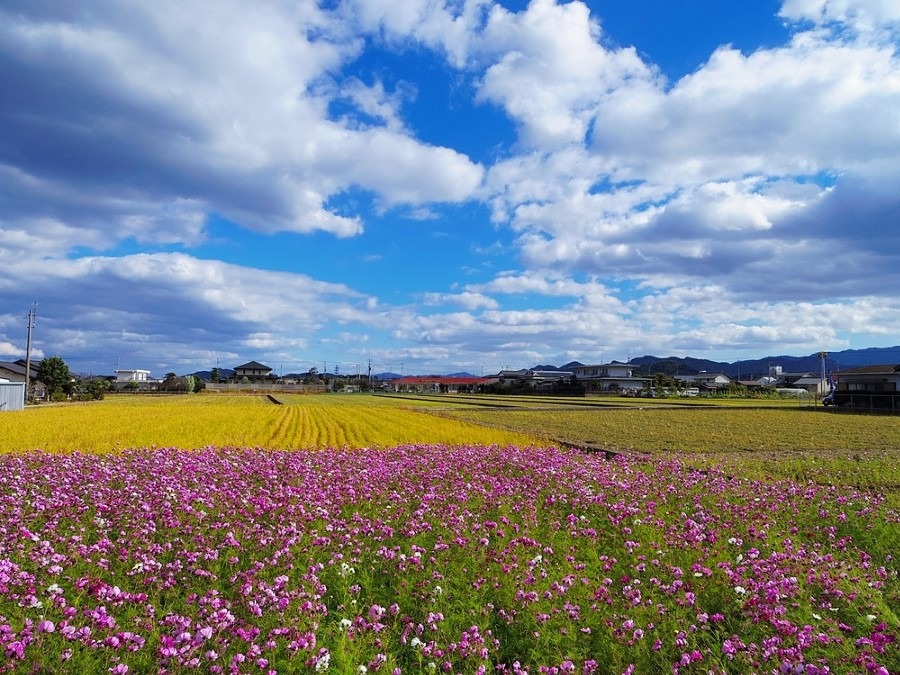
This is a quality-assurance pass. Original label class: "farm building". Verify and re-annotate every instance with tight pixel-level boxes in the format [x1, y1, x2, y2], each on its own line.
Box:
[0, 381, 25, 411]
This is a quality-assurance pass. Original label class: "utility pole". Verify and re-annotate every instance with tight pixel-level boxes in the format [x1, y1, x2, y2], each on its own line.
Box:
[818, 351, 828, 397]
[24, 303, 36, 402]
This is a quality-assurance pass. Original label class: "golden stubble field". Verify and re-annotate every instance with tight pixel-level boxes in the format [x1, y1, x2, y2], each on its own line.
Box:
[3, 392, 899, 492]
[0, 392, 540, 453]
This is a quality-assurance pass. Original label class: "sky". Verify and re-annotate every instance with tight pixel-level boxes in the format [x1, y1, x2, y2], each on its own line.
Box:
[1, 0, 899, 377]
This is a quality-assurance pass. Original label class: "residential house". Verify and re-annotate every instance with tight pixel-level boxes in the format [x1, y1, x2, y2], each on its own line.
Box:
[115, 369, 152, 383]
[233, 361, 274, 381]
[573, 362, 649, 393]
[826, 365, 900, 410]
[525, 369, 574, 390]
[0, 360, 46, 399]
[497, 369, 529, 382]
[114, 368, 157, 391]
[677, 371, 732, 391]
[0, 361, 27, 382]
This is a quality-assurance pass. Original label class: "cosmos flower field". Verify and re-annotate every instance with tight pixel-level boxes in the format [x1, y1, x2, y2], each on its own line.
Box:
[1, 442, 897, 674]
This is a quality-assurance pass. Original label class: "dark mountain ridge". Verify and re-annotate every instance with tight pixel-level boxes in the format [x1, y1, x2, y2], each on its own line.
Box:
[531, 347, 900, 379]
[621, 346, 900, 379]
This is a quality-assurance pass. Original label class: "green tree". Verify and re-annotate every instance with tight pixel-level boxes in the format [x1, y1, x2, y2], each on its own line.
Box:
[86, 378, 111, 400]
[37, 356, 71, 399]
[160, 372, 189, 392]
[185, 374, 201, 393]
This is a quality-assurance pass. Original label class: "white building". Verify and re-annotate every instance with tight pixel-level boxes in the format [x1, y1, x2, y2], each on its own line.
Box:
[115, 369, 151, 383]
[573, 362, 649, 392]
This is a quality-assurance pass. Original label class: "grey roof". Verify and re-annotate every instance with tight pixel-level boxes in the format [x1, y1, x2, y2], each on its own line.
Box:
[835, 364, 900, 375]
[234, 361, 273, 371]
[0, 362, 27, 376]
[792, 376, 825, 385]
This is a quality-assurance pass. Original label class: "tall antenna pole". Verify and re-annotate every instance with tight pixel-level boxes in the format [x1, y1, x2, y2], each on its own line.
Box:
[24, 303, 36, 402]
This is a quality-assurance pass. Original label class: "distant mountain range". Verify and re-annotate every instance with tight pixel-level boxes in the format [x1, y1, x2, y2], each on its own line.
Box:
[539, 346, 900, 380]
[535, 362, 584, 372]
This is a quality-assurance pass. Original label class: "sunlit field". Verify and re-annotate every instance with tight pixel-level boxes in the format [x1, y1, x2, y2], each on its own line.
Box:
[436, 406, 900, 453]
[0, 393, 897, 673]
[0, 394, 540, 453]
[437, 405, 900, 491]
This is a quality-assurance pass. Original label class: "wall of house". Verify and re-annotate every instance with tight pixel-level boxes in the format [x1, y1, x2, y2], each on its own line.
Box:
[235, 369, 271, 377]
[575, 365, 633, 378]
[116, 370, 151, 382]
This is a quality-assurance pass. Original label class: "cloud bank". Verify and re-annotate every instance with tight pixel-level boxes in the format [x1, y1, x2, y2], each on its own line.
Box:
[1, 0, 898, 374]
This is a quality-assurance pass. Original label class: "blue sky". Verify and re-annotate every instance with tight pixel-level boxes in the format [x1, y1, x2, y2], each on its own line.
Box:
[1, 0, 899, 376]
